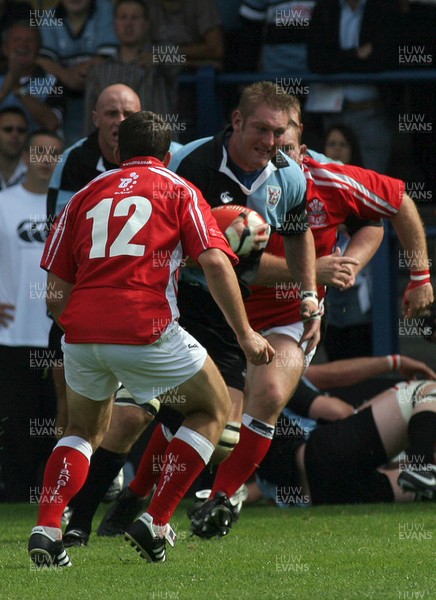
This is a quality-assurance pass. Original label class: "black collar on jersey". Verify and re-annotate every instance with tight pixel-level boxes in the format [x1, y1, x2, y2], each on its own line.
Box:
[82, 130, 117, 172]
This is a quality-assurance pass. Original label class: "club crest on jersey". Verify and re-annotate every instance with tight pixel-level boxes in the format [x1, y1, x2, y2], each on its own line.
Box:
[307, 198, 327, 227]
[266, 186, 281, 207]
[220, 191, 233, 204]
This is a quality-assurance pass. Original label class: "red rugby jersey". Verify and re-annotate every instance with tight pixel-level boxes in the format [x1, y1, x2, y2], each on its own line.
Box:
[42, 156, 237, 344]
[245, 156, 405, 331]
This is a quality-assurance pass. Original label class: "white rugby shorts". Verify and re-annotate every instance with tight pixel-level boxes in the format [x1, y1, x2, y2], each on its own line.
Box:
[62, 322, 207, 404]
[261, 321, 317, 366]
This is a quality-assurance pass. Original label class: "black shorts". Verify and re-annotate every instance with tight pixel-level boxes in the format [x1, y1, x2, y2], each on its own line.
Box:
[304, 406, 394, 504]
[177, 281, 246, 391]
[48, 320, 63, 360]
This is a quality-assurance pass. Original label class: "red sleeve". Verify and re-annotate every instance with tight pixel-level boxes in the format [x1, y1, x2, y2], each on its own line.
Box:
[40, 201, 77, 283]
[306, 158, 405, 220]
[178, 181, 239, 265]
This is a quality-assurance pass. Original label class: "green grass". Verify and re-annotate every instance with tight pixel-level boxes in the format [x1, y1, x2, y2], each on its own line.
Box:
[1, 501, 434, 600]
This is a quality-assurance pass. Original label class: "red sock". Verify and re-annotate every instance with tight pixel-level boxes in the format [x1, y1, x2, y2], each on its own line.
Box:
[129, 424, 171, 497]
[37, 443, 91, 528]
[147, 437, 210, 526]
[211, 423, 273, 498]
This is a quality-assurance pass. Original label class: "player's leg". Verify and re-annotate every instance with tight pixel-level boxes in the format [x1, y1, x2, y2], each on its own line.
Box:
[211, 333, 305, 498]
[48, 321, 68, 436]
[64, 401, 153, 546]
[297, 405, 402, 505]
[344, 381, 436, 498]
[96, 348, 244, 541]
[49, 319, 142, 546]
[395, 381, 436, 499]
[97, 324, 230, 562]
[189, 331, 306, 539]
[98, 388, 243, 541]
[124, 354, 231, 562]
[362, 380, 436, 465]
[378, 468, 415, 502]
[177, 280, 245, 465]
[143, 354, 231, 518]
[28, 386, 113, 568]
[28, 341, 120, 568]
[210, 386, 243, 464]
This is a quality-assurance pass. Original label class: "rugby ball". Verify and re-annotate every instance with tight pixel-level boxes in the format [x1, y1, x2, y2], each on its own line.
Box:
[211, 205, 271, 256]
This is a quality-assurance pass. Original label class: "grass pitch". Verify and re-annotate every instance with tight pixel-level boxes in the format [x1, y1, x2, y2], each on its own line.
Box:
[1, 501, 434, 600]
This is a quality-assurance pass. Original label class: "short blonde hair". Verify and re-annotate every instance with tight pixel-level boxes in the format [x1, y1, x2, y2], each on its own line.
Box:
[237, 82, 301, 123]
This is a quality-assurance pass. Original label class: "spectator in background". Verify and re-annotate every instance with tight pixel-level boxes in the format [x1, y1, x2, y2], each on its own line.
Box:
[146, 0, 224, 70]
[0, 0, 33, 69]
[0, 129, 63, 502]
[0, 106, 28, 190]
[238, 0, 315, 73]
[323, 123, 363, 166]
[321, 123, 373, 360]
[37, 0, 118, 145]
[0, 21, 64, 134]
[83, 0, 176, 135]
[144, 0, 225, 141]
[306, 0, 401, 174]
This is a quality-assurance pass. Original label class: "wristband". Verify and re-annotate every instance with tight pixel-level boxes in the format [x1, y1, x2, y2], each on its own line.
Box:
[300, 290, 318, 301]
[387, 354, 401, 371]
[408, 269, 431, 289]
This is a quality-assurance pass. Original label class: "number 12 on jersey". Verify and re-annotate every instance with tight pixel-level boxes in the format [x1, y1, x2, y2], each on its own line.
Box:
[86, 196, 152, 258]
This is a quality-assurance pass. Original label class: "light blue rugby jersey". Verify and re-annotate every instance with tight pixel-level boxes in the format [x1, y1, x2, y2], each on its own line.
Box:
[169, 129, 307, 233]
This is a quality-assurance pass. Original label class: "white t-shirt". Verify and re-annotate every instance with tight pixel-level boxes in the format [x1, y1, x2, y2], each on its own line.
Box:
[0, 184, 52, 347]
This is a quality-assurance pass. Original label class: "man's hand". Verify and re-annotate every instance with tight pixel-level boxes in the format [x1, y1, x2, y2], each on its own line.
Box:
[317, 247, 360, 289]
[237, 329, 275, 366]
[357, 42, 373, 60]
[0, 303, 15, 328]
[397, 355, 436, 380]
[402, 282, 434, 319]
[65, 62, 93, 91]
[299, 297, 321, 355]
[229, 216, 270, 252]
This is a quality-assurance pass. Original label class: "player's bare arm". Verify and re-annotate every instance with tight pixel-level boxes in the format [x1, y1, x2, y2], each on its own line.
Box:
[197, 248, 275, 365]
[283, 229, 321, 354]
[253, 251, 294, 285]
[306, 355, 436, 390]
[392, 193, 434, 318]
[324, 225, 383, 290]
[45, 271, 74, 329]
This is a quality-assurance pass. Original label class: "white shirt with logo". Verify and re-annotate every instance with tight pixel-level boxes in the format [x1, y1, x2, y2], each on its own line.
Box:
[0, 184, 52, 347]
